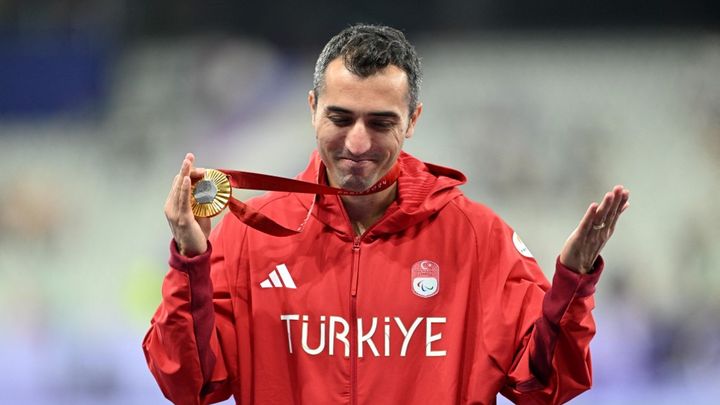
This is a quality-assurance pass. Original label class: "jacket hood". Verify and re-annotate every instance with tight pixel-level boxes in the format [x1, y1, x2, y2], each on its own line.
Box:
[294, 150, 467, 240]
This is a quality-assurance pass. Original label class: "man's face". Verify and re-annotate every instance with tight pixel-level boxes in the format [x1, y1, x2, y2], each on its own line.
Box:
[309, 58, 422, 191]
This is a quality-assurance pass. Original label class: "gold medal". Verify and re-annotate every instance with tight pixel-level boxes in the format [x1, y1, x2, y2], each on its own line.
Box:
[191, 169, 232, 217]
[187, 161, 402, 235]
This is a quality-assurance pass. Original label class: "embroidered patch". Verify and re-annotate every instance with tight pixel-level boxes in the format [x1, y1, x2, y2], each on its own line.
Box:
[512, 232, 534, 258]
[411, 260, 440, 298]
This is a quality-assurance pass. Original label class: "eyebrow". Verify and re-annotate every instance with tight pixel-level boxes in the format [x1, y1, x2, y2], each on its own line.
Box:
[325, 105, 401, 120]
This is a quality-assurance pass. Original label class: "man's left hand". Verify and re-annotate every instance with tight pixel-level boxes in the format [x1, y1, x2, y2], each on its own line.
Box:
[559, 185, 630, 274]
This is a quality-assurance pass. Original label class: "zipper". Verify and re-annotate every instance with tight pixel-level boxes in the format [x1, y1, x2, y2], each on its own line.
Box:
[351, 237, 361, 296]
[349, 236, 361, 405]
[341, 191, 393, 404]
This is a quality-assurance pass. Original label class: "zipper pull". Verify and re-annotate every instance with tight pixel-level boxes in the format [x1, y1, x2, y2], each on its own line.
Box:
[351, 237, 361, 296]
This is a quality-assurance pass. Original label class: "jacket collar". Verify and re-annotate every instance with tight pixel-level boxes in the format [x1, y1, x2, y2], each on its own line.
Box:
[294, 150, 467, 240]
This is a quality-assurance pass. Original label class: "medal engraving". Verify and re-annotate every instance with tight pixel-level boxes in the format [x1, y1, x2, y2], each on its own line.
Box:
[194, 179, 218, 204]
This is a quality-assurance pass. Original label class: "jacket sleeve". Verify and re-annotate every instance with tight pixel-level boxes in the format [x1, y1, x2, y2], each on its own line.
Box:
[143, 217, 242, 405]
[484, 219, 603, 404]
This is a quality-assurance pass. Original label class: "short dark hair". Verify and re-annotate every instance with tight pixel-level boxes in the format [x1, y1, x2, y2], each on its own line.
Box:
[312, 24, 422, 116]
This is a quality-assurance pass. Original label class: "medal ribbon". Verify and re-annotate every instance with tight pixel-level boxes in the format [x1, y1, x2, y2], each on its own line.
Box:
[216, 162, 401, 236]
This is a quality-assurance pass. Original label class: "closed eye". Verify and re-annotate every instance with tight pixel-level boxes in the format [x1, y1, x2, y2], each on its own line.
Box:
[370, 120, 395, 131]
[328, 115, 352, 127]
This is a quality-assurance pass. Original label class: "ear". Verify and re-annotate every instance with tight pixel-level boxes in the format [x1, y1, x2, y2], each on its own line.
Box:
[308, 90, 317, 125]
[404, 102, 423, 139]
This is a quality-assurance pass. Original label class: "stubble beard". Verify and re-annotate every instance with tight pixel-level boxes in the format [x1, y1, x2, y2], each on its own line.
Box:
[335, 171, 374, 192]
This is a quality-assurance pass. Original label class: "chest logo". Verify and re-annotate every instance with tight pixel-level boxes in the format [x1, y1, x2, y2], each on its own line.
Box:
[512, 232, 534, 258]
[411, 260, 440, 298]
[260, 264, 297, 289]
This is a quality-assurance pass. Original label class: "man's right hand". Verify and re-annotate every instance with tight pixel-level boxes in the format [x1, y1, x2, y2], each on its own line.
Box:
[164, 153, 211, 257]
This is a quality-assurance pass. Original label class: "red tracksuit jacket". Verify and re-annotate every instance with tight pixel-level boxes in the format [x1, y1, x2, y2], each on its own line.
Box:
[143, 151, 603, 405]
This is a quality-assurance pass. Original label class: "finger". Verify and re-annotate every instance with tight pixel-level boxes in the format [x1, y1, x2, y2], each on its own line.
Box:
[609, 190, 630, 231]
[614, 189, 629, 213]
[185, 153, 206, 183]
[603, 185, 625, 230]
[166, 173, 181, 205]
[178, 175, 192, 216]
[579, 202, 599, 235]
[177, 153, 193, 177]
[169, 155, 190, 199]
[620, 201, 630, 213]
[593, 191, 615, 227]
[168, 158, 189, 209]
[190, 167, 206, 182]
[182, 156, 192, 178]
[175, 158, 191, 209]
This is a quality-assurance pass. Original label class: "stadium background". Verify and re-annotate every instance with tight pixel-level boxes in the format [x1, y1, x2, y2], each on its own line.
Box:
[0, 1, 719, 403]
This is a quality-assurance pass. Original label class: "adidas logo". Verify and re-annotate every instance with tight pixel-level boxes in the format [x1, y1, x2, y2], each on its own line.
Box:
[260, 264, 297, 289]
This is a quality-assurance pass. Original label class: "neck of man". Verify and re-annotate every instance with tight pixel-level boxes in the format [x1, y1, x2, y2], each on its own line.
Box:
[340, 184, 397, 236]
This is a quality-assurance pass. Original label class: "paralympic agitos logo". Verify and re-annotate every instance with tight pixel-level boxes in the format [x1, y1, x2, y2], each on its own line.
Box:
[415, 279, 437, 293]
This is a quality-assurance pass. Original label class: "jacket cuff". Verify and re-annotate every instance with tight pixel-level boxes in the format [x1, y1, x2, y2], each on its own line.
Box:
[522, 257, 604, 389]
[543, 256, 604, 329]
[167, 239, 216, 383]
[168, 239, 213, 274]
[553, 255, 604, 298]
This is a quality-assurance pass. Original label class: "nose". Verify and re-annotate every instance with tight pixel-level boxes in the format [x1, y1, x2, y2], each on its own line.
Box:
[345, 121, 372, 156]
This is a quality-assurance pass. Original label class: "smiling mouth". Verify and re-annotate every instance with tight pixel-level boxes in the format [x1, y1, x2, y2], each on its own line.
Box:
[337, 158, 376, 175]
[339, 158, 375, 166]
[338, 153, 378, 162]
[341, 158, 373, 162]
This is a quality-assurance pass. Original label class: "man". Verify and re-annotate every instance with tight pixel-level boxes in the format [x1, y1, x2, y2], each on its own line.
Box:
[144, 24, 630, 405]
